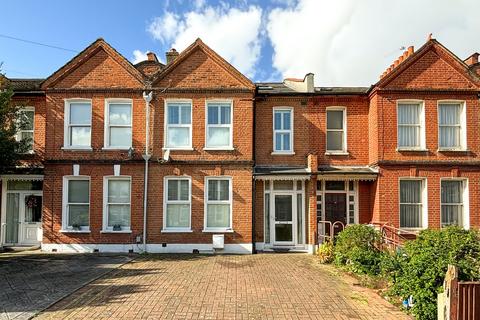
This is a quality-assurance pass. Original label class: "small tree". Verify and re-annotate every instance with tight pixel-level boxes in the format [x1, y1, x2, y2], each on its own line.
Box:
[0, 74, 30, 172]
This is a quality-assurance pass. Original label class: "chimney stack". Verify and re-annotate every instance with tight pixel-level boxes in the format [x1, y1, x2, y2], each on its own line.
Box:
[146, 52, 158, 62]
[464, 53, 479, 66]
[166, 48, 179, 64]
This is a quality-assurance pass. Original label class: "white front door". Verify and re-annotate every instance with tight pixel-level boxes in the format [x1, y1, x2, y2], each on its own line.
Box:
[4, 191, 42, 245]
[273, 193, 295, 245]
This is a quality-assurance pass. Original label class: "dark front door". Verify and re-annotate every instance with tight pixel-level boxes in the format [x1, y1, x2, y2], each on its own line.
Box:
[325, 193, 347, 235]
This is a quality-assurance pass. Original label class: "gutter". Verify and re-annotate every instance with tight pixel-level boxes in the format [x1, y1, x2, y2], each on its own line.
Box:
[142, 91, 153, 253]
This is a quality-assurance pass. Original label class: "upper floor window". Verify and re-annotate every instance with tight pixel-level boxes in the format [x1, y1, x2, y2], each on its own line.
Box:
[273, 108, 293, 153]
[164, 177, 191, 231]
[62, 176, 90, 231]
[441, 179, 468, 229]
[105, 100, 132, 149]
[165, 101, 192, 149]
[326, 108, 346, 153]
[103, 177, 131, 232]
[206, 101, 232, 149]
[65, 100, 91, 149]
[399, 179, 427, 229]
[17, 107, 35, 153]
[204, 177, 232, 231]
[397, 101, 425, 150]
[438, 102, 466, 150]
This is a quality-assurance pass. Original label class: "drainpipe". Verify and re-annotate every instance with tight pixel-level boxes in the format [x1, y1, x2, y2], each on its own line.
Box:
[142, 91, 153, 253]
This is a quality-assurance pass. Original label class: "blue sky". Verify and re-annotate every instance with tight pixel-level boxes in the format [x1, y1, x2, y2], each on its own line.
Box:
[1, 0, 478, 86]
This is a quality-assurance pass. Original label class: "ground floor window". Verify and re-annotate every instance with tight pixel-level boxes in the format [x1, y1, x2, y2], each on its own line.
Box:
[399, 179, 426, 229]
[205, 177, 232, 231]
[164, 177, 191, 231]
[62, 177, 90, 230]
[103, 177, 131, 232]
[316, 180, 357, 225]
[441, 179, 467, 228]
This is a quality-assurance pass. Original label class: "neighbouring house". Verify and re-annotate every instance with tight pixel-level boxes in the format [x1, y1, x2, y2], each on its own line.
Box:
[0, 37, 479, 253]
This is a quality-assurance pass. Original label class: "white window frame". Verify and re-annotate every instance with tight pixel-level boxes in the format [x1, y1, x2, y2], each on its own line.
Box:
[437, 100, 467, 151]
[164, 99, 193, 150]
[325, 106, 347, 154]
[104, 98, 133, 150]
[203, 176, 233, 232]
[16, 106, 35, 154]
[61, 176, 90, 232]
[102, 176, 132, 233]
[396, 100, 426, 151]
[63, 99, 92, 150]
[272, 107, 294, 155]
[398, 178, 428, 230]
[204, 99, 234, 150]
[440, 178, 469, 229]
[162, 176, 192, 232]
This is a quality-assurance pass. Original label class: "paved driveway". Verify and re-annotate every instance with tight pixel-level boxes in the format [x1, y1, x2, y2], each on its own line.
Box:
[35, 254, 410, 320]
[0, 252, 131, 320]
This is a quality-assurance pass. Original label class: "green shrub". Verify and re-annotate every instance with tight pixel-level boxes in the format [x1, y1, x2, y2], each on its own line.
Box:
[390, 227, 480, 320]
[334, 224, 383, 275]
[317, 241, 334, 263]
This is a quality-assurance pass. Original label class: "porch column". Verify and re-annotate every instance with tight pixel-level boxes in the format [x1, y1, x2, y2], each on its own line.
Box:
[308, 175, 317, 246]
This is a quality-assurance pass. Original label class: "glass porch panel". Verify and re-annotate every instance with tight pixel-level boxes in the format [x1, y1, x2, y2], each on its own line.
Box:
[6, 193, 20, 243]
[297, 194, 303, 244]
[275, 224, 292, 242]
[25, 196, 42, 222]
[264, 194, 270, 244]
[274, 195, 292, 221]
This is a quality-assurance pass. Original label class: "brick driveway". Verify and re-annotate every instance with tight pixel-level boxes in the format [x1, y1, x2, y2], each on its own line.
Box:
[35, 254, 410, 320]
[0, 252, 131, 320]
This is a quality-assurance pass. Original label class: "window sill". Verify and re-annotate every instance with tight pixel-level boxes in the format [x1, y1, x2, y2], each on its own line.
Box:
[162, 147, 194, 151]
[102, 147, 131, 151]
[61, 147, 93, 151]
[60, 229, 90, 233]
[100, 229, 132, 234]
[271, 151, 295, 156]
[396, 148, 429, 152]
[202, 228, 234, 233]
[203, 147, 235, 151]
[325, 151, 349, 156]
[161, 229, 193, 233]
[437, 148, 470, 153]
[399, 228, 424, 234]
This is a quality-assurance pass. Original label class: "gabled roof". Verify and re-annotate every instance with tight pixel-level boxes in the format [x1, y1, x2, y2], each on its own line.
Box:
[375, 38, 480, 89]
[151, 38, 254, 89]
[41, 38, 145, 89]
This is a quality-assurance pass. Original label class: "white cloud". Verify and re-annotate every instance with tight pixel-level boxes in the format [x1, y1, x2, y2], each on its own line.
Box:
[132, 50, 148, 64]
[267, 0, 480, 86]
[148, 5, 263, 77]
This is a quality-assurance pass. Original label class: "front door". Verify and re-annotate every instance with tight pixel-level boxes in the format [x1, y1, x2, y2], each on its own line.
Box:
[273, 194, 294, 245]
[325, 193, 346, 235]
[4, 192, 42, 245]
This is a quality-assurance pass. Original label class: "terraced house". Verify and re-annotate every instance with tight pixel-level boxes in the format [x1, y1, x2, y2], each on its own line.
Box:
[1, 37, 479, 253]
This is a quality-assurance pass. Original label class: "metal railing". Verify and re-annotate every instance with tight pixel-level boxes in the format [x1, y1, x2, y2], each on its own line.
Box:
[317, 220, 345, 244]
[370, 221, 417, 250]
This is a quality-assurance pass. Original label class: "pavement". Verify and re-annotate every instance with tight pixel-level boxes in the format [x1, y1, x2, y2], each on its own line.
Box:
[32, 253, 411, 320]
[0, 251, 132, 320]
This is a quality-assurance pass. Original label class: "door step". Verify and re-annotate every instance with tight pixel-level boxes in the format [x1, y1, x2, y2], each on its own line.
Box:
[272, 247, 291, 253]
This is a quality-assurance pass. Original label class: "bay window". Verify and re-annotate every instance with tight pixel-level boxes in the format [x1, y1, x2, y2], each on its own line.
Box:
[62, 177, 90, 231]
[165, 101, 192, 149]
[205, 177, 232, 231]
[65, 100, 91, 148]
[164, 177, 191, 231]
[105, 100, 132, 149]
[206, 101, 232, 149]
[441, 180, 468, 228]
[399, 179, 426, 229]
[103, 177, 131, 232]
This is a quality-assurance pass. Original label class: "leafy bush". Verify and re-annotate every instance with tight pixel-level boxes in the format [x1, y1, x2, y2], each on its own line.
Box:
[317, 241, 334, 263]
[334, 224, 383, 275]
[390, 227, 480, 320]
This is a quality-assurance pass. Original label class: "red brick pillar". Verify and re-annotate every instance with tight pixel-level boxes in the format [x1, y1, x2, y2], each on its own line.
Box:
[307, 154, 318, 249]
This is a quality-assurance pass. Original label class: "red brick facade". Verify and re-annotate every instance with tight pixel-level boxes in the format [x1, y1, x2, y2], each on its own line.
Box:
[2, 37, 479, 253]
